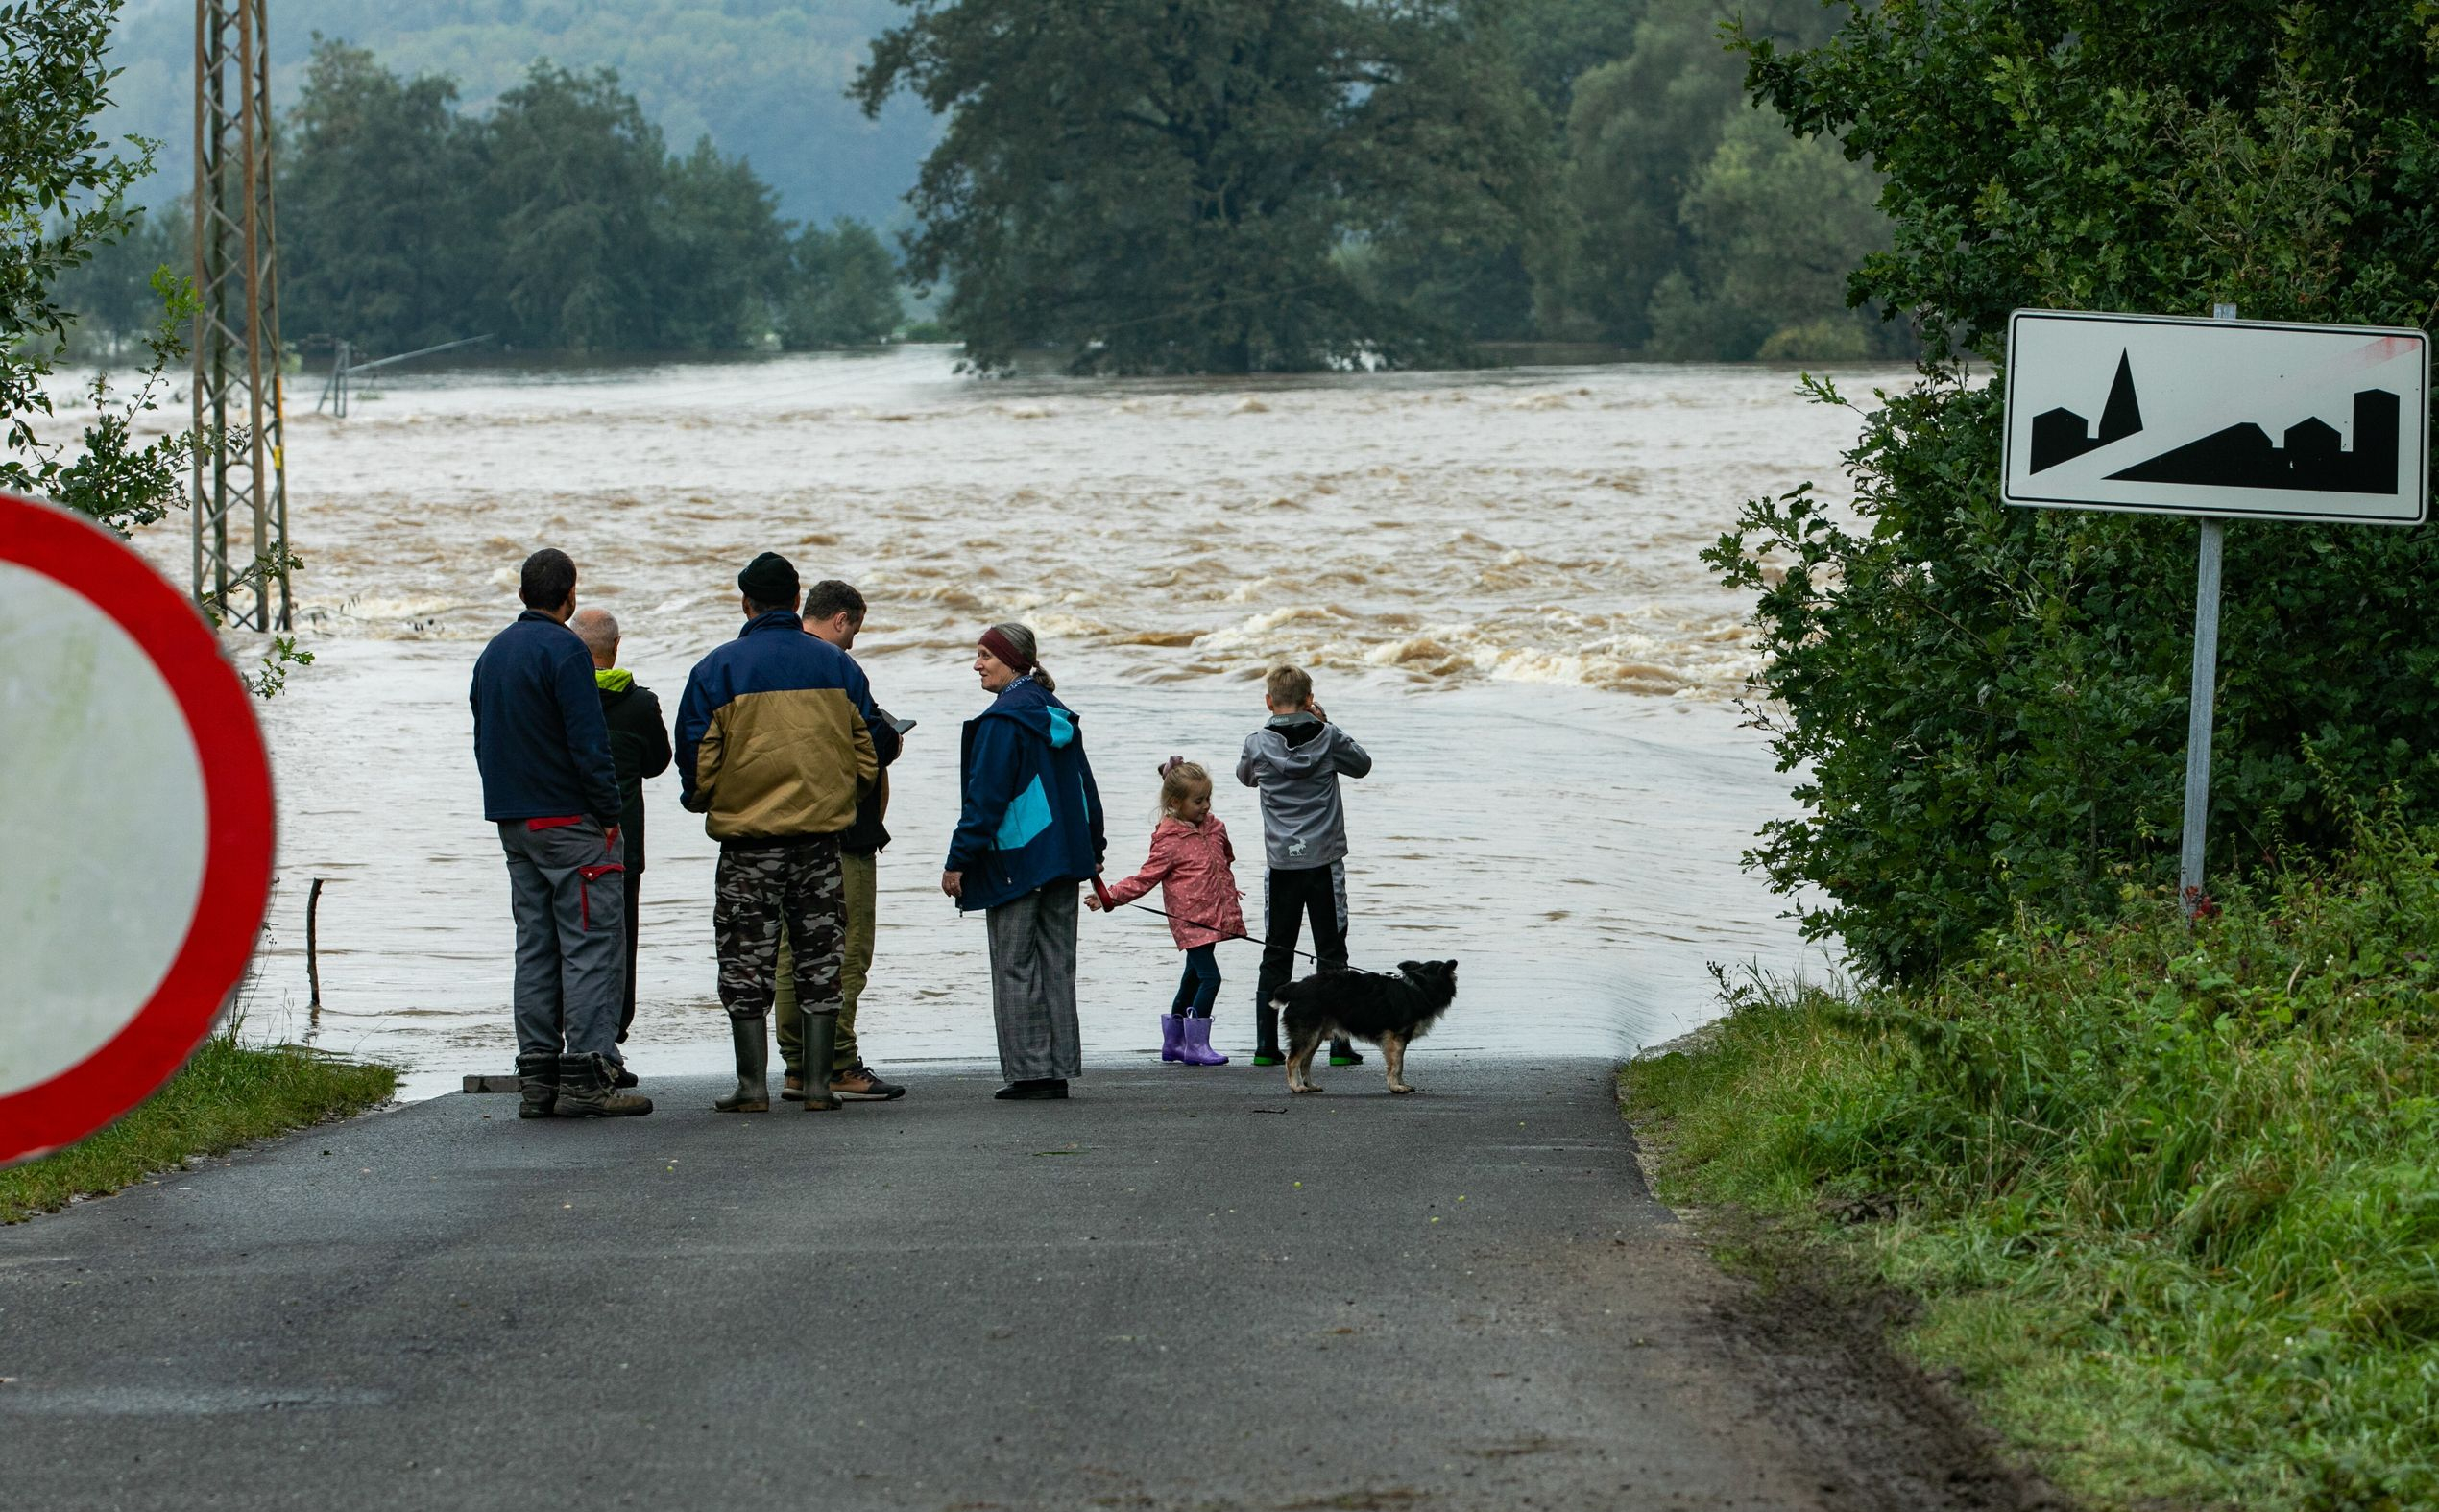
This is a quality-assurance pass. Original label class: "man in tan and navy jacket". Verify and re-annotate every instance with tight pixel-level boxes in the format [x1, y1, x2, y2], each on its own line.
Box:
[674, 552, 886, 1114]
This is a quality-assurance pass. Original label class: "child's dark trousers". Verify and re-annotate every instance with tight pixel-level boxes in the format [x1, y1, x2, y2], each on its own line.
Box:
[1171, 944, 1222, 1017]
[1253, 862, 1347, 1052]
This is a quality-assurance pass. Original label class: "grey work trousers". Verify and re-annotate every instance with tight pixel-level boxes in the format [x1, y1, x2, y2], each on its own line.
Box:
[498, 818, 626, 1061]
[985, 883, 1082, 1083]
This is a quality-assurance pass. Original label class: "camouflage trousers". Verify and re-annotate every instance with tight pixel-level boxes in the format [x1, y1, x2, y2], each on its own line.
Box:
[713, 835, 844, 1022]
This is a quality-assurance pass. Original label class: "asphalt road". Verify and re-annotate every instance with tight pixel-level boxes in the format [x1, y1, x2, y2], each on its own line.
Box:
[3, 1058, 1908, 1511]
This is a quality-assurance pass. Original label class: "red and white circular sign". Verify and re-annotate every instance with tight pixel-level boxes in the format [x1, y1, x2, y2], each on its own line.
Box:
[0, 492, 275, 1166]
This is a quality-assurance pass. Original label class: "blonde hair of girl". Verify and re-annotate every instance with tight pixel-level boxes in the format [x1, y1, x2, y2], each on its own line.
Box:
[1157, 756, 1212, 820]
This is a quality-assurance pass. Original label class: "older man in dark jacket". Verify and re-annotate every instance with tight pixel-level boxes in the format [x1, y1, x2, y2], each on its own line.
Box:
[470, 549, 651, 1119]
[776, 579, 906, 1103]
[572, 606, 671, 1048]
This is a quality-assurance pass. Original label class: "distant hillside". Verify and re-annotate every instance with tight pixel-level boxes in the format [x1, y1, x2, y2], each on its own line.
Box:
[97, 0, 939, 228]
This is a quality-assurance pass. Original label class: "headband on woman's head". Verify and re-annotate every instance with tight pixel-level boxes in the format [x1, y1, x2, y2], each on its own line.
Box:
[978, 625, 1034, 673]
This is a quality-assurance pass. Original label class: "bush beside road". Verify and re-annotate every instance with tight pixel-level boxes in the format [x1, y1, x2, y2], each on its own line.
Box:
[1624, 824, 2439, 1511]
[2, 1038, 395, 1223]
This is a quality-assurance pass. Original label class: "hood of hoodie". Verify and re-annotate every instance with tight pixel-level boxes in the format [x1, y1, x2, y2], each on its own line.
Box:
[979, 674, 1078, 748]
[595, 667, 634, 698]
[1258, 712, 1345, 772]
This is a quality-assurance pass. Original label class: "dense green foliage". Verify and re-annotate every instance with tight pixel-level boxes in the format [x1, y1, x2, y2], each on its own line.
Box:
[1542, 0, 1903, 357]
[1626, 824, 2439, 1509]
[272, 42, 899, 354]
[95, 0, 934, 229]
[855, 0, 1900, 370]
[2, 0, 191, 536]
[44, 196, 179, 354]
[853, 0, 1554, 372]
[1, 1035, 395, 1223]
[784, 220, 906, 348]
[71, 2, 1900, 362]
[1706, 4, 2439, 979]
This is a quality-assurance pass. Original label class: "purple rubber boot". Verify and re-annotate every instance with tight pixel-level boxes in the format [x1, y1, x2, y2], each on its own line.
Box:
[1159, 1015, 1186, 1062]
[1179, 1016, 1230, 1066]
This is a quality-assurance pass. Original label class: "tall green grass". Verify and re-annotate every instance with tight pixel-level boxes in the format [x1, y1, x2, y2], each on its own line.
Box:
[2, 1036, 395, 1223]
[1628, 824, 2439, 1511]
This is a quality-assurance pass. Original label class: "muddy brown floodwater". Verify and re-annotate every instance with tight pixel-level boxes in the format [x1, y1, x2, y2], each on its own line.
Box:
[97, 348, 1894, 1097]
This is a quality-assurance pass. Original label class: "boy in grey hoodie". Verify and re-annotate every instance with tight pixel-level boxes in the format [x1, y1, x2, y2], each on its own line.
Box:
[1238, 664, 1372, 1066]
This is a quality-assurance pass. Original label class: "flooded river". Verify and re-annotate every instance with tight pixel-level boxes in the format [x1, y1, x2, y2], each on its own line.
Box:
[109, 348, 1886, 1097]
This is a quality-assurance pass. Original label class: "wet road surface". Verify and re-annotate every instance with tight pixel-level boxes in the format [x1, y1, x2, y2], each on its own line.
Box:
[0, 1057, 1885, 1510]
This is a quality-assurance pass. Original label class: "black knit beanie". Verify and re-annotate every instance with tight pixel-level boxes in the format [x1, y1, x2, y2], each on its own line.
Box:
[737, 551, 800, 609]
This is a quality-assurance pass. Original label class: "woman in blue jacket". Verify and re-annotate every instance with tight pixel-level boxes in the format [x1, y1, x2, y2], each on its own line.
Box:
[942, 622, 1106, 1099]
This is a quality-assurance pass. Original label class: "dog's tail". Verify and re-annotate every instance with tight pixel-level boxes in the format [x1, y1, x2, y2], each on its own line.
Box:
[1266, 996, 1290, 1013]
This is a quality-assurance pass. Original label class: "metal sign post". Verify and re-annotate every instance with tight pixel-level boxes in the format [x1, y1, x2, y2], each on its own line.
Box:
[2178, 304, 2236, 914]
[2001, 304, 2429, 917]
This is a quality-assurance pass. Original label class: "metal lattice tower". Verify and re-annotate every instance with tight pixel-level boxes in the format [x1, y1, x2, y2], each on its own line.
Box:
[191, 0, 290, 632]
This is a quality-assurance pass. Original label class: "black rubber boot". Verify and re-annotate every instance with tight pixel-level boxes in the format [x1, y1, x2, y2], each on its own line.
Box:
[801, 1013, 842, 1111]
[552, 1053, 653, 1117]
[714, 1015, 771, 1113]
[514, 1052, 559, 1119]
[1252, 1005, 1284, 1067]
[1329, 1039, 1364, 1067]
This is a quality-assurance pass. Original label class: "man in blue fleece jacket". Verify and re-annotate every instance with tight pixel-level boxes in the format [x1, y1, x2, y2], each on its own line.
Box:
[470, 548, 651, 1119]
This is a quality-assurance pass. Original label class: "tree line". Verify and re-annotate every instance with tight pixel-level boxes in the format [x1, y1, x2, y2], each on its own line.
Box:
[65, 2, 1897, 370]
[852, 0, 1908, 372]
[61, 40, 904, 357]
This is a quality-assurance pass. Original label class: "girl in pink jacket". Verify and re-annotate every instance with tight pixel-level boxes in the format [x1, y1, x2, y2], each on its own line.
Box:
[1089, 758, 1246, 1065]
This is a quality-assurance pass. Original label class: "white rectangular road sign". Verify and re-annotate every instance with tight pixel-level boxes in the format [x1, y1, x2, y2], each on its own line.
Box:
[2002, 309, 2429, 525]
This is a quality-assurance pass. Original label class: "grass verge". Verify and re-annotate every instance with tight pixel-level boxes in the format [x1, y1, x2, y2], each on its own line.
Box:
[2, 1036, 395, 1223]
[1625, 822, 2439, 1512]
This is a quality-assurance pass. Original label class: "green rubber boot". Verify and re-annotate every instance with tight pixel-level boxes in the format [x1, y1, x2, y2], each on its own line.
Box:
[1251, 1005, 1285, 1067]
[801, 1013, 842, 1111]
[713, 1015, 770, 1113]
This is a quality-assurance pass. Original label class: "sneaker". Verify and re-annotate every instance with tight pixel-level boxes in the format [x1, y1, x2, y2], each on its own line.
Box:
[781, 1073, 806, 1102]
[994, 1078, 1069, 1100]
[832, 1063, 906, 1101]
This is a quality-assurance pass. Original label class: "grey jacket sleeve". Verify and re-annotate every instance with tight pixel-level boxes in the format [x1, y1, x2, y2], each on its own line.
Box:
[1237, 733, 1265, 788]
[1329, 728, 1372, 779]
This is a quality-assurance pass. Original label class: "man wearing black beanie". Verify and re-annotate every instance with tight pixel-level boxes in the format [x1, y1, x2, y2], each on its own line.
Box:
[672, 552, 887, 1113]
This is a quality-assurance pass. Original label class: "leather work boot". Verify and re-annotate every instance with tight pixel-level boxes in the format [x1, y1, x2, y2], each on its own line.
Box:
[552, 1053, 653, 1117]
[514, 1051, 559, 1119]
[781, 1073, 808, 1102]
[714, 1015, 771, 1113]
[801, 1014, 842, 1111]
[831, 1063, 906, 1101]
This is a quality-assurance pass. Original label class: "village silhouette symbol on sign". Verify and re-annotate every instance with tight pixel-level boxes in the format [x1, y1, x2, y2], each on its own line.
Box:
[2030, 349, 2401, 494]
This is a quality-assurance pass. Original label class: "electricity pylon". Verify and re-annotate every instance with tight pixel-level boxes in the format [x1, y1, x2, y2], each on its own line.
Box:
[191, 0, 290, 631]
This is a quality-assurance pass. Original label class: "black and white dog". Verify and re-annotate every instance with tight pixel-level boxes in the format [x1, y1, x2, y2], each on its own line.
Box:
[1270, 959, 1459, 1094]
